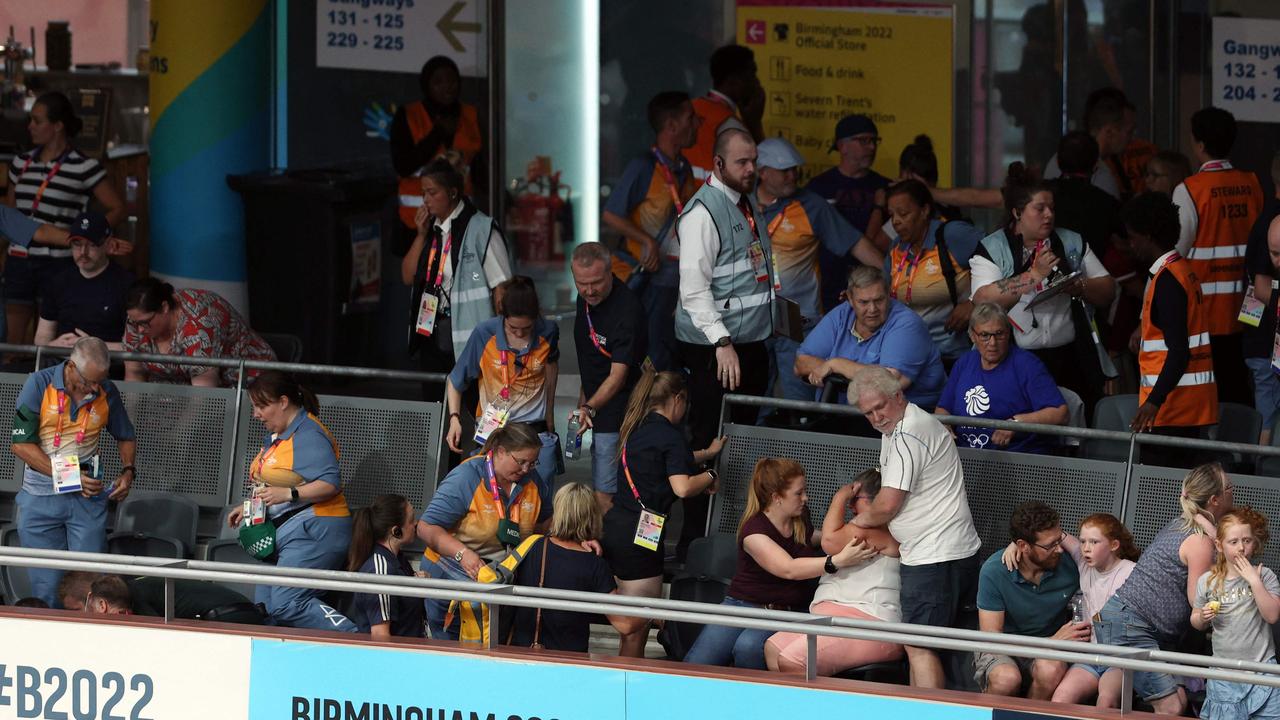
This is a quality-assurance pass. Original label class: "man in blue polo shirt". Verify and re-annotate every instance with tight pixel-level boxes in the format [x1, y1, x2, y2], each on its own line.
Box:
[976, 501, 1087, 700]
[10, 336, 136, 607]
[795, 265, 945, 408]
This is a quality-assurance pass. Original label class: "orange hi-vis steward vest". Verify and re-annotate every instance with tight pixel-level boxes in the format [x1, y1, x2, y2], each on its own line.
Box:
[397, 101, 482, 228]
[1183, 163, 1263, 335]
[1139, 253, 1218, 428]
[684, 93, 739, 180]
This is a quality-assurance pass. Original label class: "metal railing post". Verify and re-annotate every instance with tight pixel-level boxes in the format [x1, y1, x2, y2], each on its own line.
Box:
[805, 633, 818, 682]
[225, 359, 247, 506]
[33, 345, 42, 371]
[163, 577, 174, 623]
[1120, 667, 1134, 714]
[1120, 431, 1139, 516]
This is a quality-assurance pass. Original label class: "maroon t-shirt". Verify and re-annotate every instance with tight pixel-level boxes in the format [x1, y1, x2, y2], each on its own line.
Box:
[727, 512, 822, 609]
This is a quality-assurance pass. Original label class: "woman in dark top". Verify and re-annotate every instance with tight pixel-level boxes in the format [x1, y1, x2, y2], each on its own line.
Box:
[508, 482, 643, 652]
[682, 458, 876, 669]
[600, 365, 724, 657]
[347, 494, 425, 640]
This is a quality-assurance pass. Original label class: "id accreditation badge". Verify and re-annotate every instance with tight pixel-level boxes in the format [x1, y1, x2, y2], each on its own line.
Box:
[51, 452, 82, 494]
[496, 518, 522, 546]
[633, 508, 666, 551]
[473, 402, 510, 444]
[415, 292, 440, 336]
[1272, 325, 1280, 375]
[1239, 285, 1264, 327]
[747, 240, 769, 283]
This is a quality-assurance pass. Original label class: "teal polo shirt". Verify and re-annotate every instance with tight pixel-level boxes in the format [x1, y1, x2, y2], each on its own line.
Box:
[976, 549, 1079, 638]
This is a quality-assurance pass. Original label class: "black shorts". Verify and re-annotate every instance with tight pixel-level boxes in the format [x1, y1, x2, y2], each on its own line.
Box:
[601, 507, 664, 581]
[4, 253, 73, 305]
[899, 553, 979, 629]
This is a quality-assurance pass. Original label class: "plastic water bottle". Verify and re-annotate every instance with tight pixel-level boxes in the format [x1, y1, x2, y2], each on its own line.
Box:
[1070, 592, 1087, 625]
[565, 412, 583, 460]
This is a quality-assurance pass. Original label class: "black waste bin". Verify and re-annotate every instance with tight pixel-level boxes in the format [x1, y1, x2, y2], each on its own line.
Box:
[228, 166, 396, 367]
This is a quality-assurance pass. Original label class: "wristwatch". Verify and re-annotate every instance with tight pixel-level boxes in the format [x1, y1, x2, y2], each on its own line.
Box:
[715, 336, 732, 348]
[453, 548, 466, 563]
[706, 468, 719, 482]
[824, 555, 838, 574]
[290, 487, 300, 502]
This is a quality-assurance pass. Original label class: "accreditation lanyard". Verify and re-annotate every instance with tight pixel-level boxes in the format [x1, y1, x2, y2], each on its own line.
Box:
[497, 350, 530, 402]
[252, 437, 285, 483]
[651, 147, 685, 216]
[484, 452, 509, 520]
[584, 307, 611, 358]
[424, 231, 453, 292]
[19, 149, 70, 216]
[765, 203, 797, 293]
[890, 247, 925, 305]
[620, 445, 647, 511]
[51, 391, 91, 450]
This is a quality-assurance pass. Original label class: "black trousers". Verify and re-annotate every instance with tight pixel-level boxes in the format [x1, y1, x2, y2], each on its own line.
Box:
[1210, 333, 1251, 407]
[1140, 425, 1209, 470]
[675, 339, 770, 556]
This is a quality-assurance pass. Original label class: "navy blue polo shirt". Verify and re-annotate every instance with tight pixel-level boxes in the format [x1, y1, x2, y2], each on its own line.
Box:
[39, 262, 135, 342]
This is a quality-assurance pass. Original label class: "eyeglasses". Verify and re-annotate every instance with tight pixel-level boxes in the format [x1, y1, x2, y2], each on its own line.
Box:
[849, 135, 882, 147]
[508, 454, 538, 471]
[974, 330, 1009, 343]
[1032, 533, 1066, 551]
[127, 312, 157, 331]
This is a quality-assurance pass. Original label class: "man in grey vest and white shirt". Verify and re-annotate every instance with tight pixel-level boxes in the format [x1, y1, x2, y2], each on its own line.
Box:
[674, 128, 775, 556]
[850, 366, 982, 690]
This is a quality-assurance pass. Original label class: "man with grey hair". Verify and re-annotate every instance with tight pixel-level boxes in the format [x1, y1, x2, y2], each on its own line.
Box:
[850, 365, 980, 689]
[795, 265, 945, 409]
[10, 336, 136, 607]
[935, 302, 1067, 453]
[570, 242, 646, 507]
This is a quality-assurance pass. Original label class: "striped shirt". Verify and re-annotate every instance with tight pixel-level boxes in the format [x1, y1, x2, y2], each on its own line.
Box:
[8, 147, 106, 256]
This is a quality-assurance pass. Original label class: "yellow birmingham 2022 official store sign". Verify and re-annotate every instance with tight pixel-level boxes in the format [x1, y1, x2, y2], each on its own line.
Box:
[736, 1, 954, 185]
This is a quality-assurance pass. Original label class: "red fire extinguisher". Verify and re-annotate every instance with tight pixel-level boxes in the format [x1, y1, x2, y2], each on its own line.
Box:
[507, 165, 572, 263]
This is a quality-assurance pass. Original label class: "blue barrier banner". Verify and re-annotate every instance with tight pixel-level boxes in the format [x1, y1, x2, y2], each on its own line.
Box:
[250, 637, 1001, 720]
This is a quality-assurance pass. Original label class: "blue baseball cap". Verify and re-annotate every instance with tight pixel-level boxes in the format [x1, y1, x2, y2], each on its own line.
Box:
[756, 137, 805, 171]
[68, 211, 112, 246]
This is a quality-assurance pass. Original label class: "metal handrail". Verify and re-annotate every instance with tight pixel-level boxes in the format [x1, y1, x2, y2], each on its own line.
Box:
[0, 545, 1275, 716]
[725, 393, 1280, 458]
[0, 342, 448, 383]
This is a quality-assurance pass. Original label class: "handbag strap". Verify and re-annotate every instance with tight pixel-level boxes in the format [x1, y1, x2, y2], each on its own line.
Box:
[531, 537, 550, 647]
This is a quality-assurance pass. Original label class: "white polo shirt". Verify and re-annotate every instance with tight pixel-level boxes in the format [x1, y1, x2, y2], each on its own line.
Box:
[878, 403, 981, 566]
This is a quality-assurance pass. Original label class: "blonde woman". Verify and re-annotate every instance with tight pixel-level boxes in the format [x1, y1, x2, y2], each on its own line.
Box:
[682, 458, 876, 669]
[600, 364, 724, 657]
[1093, 463, 1233, 714]
[507, 483, 643, 652]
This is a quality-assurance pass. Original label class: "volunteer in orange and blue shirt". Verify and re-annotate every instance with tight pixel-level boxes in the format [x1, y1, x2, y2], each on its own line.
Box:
[444, 275, 560, 490]
[391, 56, 483, 248]
[1126, 192, 1218, 470]
[683, 44, 765, 181]
[225, 371, 356, 632]
[754, 138, 883, 401]
[883, 179, 984, 366]
[1171, 106, 1263, 407]
[602, 91, 700, 371]
[10, 337, 135, 608]
[416, 423, 550, 639]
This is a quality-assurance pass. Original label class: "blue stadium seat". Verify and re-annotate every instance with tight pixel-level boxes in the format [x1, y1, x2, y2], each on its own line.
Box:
[1084, 394, 1139, 462]
[204, 538, 259, 600]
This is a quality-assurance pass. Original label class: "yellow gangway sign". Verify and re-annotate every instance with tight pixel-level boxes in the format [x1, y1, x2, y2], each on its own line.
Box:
[736, 1, 955, 185]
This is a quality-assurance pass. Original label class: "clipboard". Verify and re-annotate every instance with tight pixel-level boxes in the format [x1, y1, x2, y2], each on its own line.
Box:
[1025, 270, 1083, 310]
